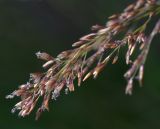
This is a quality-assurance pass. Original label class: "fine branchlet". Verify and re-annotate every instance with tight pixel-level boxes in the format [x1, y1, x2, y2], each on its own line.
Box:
[6, 0, 160, 119]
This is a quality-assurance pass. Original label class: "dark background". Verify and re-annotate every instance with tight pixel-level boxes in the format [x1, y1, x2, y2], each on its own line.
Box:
[0, 0, 160, 129]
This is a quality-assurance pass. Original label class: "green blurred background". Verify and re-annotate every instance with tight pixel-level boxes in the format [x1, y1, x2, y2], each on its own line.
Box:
[0, 0, 160, 129]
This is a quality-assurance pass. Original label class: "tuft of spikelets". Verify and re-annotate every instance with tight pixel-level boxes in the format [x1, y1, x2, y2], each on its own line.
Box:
[6, 0, 160, 120]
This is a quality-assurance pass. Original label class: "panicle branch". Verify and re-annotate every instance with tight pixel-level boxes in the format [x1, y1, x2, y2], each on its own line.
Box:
[6, 0, 160, 119]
